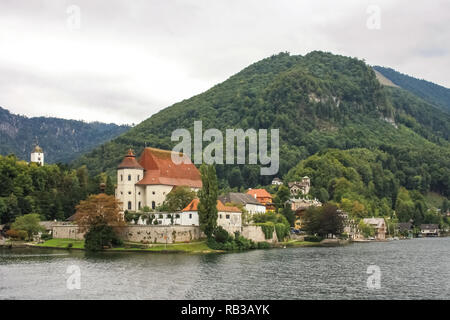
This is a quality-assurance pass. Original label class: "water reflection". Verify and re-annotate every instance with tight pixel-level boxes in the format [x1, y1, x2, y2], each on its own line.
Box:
[1, 238, 449, 299]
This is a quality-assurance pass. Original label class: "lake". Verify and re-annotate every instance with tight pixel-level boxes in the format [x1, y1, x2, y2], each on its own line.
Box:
[1, 237, 449, 299]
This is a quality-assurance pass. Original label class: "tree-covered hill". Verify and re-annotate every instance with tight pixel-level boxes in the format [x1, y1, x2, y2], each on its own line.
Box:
[373, 66, 450, 114]
[73, 51, 450, 198]
[0, 107, 130, 163]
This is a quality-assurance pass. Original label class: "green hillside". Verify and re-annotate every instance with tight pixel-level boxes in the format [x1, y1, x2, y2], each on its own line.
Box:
[373, 66, 450, 114]
[73, 51, 450, 199]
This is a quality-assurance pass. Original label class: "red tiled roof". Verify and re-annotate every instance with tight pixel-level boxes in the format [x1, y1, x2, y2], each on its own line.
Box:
[136, 147, 202, 188]
[247, 189, 272, 199]
[182, 199, 241, 213]
[118, 149, 144, 170]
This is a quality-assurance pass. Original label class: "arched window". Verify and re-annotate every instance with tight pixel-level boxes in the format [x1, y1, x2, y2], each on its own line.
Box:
[120, 175, 123, 181]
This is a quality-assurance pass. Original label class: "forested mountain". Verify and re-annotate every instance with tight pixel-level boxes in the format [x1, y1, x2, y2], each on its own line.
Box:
[74, 51, 450, 203]
[0, 107, 130, 163]
[373, 66, 450, 114]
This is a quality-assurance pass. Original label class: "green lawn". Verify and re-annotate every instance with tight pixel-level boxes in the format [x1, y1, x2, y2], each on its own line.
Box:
[38, 239, 219, 253]
[38, 238, 85, 249]
[281, 240, 322, 247]
[110, 241, 220, 253]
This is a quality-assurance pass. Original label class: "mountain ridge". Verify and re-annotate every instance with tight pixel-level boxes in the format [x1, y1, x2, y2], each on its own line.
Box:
[0, 106, 130, 163]
[73, 51, 449, 197]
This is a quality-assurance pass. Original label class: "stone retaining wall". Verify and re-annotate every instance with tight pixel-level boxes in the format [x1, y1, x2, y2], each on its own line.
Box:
[52, 224, 277, 244]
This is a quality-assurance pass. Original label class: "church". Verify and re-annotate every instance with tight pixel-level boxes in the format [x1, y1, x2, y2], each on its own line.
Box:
[115, 147, 202, 212]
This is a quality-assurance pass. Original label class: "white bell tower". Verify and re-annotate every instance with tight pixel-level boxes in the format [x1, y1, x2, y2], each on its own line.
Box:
[31, 145, 44, 166]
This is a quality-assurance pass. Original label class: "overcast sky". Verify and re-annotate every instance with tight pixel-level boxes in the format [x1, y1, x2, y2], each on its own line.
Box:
[0, 0, 449, 124]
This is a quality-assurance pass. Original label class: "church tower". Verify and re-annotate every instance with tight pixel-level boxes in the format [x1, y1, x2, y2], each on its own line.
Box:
[30, 145, 44, 166]
[116, 149, 144, 212]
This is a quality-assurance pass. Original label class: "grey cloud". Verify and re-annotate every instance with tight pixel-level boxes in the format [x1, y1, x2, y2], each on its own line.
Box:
[0, 0, 448, 124]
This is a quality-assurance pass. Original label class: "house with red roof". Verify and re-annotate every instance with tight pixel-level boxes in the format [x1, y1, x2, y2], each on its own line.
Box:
[181, 198, 242, 230]
[115, 148, 202, 212]
[246, 188, 275, 211]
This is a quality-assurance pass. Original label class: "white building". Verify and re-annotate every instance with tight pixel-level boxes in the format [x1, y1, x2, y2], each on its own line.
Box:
[30, 145, 44, 166]
[115, 148, 202, 212]
[271, 178, 283, 185]
[219, 192, 266, 214]
[181, 199, 242, 232]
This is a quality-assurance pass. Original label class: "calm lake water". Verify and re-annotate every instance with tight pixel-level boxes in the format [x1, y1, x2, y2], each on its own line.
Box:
[1, 237, 449, 300]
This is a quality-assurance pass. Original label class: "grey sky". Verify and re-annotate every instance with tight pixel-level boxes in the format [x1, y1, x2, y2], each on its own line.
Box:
[0, 0, 449, 124]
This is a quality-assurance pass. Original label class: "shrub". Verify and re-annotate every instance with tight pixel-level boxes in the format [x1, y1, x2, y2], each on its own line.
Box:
[304, 235, 323, 242]
[256, 222, 275, 239]
[257, 242, 271, 249]
[84, 224, 122, 251]
[40, 233, 52, 241]
[275, 223, 289, 241]
[67, 243, 73, 248]
[213, 226, 231, 243]
[6, 229, 26, 240]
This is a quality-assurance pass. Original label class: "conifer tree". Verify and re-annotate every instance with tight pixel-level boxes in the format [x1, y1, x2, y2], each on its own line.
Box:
[198, 164, 218, 238]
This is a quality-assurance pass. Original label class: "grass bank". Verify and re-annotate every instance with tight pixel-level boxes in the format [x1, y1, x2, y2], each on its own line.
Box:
[35, 239, 221, 253]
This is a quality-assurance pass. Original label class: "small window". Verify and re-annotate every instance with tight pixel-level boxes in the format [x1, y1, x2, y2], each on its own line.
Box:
[120, 192, 123, 195]
[128, 191, 131, 195]
[152, 191, 155, 195]
[120, 175, 123, 181]
[219, 214, 222, 219]
[159, 214, 163, 219]
[138, 201, 141, 209]
[226, 215, 230, 219]
[128, 201, 132, 210]
[138, 192, 141, 195]
[128, 175, 131, 181]
[137, 175, 140, 181]
[175, 214, 180, 219]
[152, 201, 156, 209]
[189, 214, 192, 219]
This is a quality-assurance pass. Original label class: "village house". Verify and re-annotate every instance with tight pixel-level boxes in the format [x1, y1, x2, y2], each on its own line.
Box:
[247, 188, 275, 211]
[181, 198, 242, 232]
[115, 148, 202, 212]
[362, 218, 386, 240]
[288, 176, 311, 195]
[420, 224, 440, 237]
[271, 177, 283, 185]
[289, 198, 322, 230]
[219, 192, 266, 215]
[397, 222, 414, 238]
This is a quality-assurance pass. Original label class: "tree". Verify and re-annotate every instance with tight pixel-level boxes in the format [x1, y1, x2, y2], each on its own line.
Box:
[11, 213, 44, 240]
[163, 186, 197, 212]
[74, 194, 125, 233]
[273, 185, 291, 210]
[84, 224, 122, 251]
[198, 164, 219, 238]
[359, 220, 375, 238]
[105, 175, 115, 196]
[302, 204, 344, 238]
